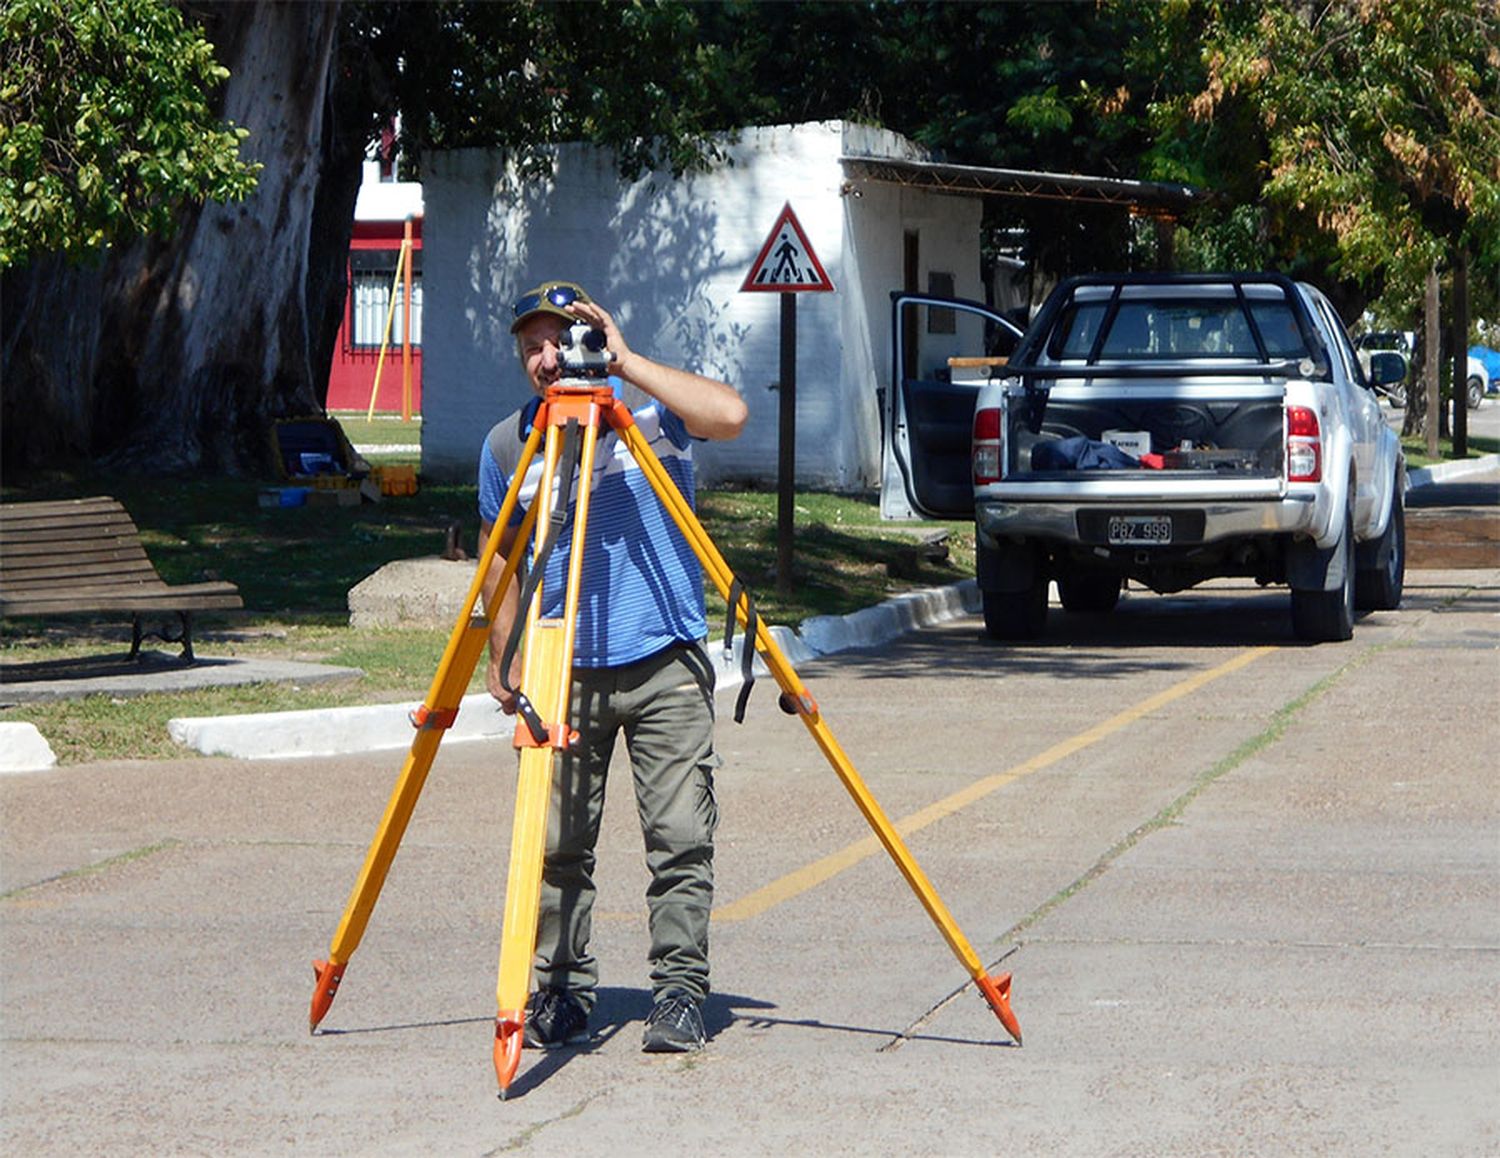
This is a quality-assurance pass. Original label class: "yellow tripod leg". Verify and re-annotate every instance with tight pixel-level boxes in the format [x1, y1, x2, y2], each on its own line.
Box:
[309, 623, 484, 1032]
[493, 392, 604, 1095]
[309, 426, 545, 1033]
[615, 418, 1022, 1045]
[493, 621, 567, 1096]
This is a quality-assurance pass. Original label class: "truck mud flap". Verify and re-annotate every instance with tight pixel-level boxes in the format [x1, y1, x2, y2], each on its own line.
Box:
[1286, 532, 1349, 592]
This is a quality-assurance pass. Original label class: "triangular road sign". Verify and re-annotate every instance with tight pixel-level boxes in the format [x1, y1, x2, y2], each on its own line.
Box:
[741, 203, 834, 293]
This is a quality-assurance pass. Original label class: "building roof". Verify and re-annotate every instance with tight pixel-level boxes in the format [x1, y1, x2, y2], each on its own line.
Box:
[840, 154, 1206, 217]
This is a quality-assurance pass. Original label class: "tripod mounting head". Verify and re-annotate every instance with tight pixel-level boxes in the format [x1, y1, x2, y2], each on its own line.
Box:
[558, 322, 613, 381]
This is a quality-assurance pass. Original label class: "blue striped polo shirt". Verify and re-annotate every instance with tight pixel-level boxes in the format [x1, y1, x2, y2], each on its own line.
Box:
[477, 385, 707, 668]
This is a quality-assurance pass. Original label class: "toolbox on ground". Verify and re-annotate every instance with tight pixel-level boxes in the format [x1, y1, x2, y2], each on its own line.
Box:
[271, 418, 381, 503]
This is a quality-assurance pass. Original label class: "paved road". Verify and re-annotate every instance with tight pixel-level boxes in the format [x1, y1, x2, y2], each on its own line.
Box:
[1459, 392, 1500, 442]
[3, 555, 1497, 1155]
[1384, 389, 1500, 442]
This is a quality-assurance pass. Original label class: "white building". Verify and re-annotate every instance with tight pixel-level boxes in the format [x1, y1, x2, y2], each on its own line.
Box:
[418, 121, 986, 489]
[417, 120, 1202, 494]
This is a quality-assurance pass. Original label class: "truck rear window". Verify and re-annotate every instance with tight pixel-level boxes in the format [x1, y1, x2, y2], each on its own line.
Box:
[1049, 299, 1311, 361]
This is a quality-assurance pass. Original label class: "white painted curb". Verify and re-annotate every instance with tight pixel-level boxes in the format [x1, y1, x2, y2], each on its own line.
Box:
[168, 580, 981, 760]
[167, 693, 511, 760]
[1406, 452, 1500, 488]
[0, 722, 58, 773]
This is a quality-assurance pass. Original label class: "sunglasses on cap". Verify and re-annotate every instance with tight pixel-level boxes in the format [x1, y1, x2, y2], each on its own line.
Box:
[512, 284, 584, 318]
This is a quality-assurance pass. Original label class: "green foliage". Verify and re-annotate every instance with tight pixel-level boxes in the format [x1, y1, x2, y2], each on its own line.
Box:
[1006, 87, 1073, 138]
[1154, 0, 1499, 311]
[0, 0, 260, 268]
[374, 0, 1184, 273]
[371, 0, 739, 180]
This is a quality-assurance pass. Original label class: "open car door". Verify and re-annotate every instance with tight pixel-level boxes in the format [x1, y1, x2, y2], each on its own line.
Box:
[880, 293, 1024, 520]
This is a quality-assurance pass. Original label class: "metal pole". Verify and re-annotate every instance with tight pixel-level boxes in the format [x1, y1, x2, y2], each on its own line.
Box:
[1452, 243, 1469, 457]
[777, 292, 796, 594]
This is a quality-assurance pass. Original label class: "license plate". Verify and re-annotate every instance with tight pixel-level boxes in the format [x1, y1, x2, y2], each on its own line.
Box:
[1108, 515, 1172, 545]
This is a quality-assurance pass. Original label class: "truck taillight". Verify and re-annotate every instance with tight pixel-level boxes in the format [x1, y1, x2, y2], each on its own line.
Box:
[973, 407, 1002, 485]
[1286, 405, 1321, 482]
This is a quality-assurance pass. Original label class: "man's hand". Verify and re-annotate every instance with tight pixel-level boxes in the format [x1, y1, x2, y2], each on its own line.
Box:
[566, 299, 633, 373]
[566, 299, 748, 442]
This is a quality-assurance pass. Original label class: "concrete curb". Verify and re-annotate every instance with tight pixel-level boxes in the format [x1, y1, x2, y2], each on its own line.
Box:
[1407, 452, 1500, 488]
[0, 722, 57, 774]
[166, 695, 512, 760]
[166, 580, 982, 761]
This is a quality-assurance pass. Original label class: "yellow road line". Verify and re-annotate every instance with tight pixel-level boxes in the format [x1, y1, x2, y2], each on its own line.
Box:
[715, 645, 1276, 923]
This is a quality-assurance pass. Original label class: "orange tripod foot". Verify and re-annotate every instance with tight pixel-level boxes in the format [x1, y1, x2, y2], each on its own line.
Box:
[494, 1011, 525, 1098]
[977, 971, 1023, 1046]
[309, 959, 347, 1034]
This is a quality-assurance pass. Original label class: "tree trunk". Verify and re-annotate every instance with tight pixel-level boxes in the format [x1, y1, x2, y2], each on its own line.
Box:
[2, 0, 366, 479]
[1423, 262, 1440, 457]
[1, 253, 107, 463]
[1451, 243, 1469, 458]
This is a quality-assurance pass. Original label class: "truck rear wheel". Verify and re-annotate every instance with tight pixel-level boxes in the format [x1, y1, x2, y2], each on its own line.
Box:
[1057, 572, 1122, 613]
[1290, 509, 1355, 642]
[982, 579, 1048, 640]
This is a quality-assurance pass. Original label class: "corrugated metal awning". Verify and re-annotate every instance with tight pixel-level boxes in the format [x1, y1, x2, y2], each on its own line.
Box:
[840, 155, 1205, 215]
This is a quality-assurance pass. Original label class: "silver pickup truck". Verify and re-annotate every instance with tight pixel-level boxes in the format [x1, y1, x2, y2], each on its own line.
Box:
[881, 273, 1408, 643]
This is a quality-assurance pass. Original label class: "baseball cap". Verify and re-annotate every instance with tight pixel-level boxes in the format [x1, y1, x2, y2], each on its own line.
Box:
[510, 281, 592, 333]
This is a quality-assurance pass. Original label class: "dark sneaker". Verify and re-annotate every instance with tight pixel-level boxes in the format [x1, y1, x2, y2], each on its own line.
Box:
[522, 988, 590, 1049]
[641, 991, 706, 1053]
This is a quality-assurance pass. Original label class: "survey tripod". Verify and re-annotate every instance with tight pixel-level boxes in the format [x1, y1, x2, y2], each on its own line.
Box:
[307, 375, 1022, 1097]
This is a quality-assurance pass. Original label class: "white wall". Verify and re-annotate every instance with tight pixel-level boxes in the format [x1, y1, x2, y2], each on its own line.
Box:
[420, 122, 982, 491]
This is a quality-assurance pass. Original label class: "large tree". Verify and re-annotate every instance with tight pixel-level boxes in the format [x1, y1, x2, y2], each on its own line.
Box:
[1147, 0, 1500, 441]
[3, 0, 359, 475]
[0, 0, 746, 478]
[0, 0, 260, 266]
[0, 1, 1236, 478]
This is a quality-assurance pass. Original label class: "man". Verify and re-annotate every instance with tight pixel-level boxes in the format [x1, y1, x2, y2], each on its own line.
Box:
[478, 281, 748, 1053]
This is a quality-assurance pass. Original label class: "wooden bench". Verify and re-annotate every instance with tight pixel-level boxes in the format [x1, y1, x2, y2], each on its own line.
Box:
[0, 496, 243, 662]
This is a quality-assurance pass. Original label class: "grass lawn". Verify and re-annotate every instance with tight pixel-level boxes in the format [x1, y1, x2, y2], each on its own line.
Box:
[1400, 430, 1498, 468]
[2, 454, 971, 763]
[335, 411, 423, 460]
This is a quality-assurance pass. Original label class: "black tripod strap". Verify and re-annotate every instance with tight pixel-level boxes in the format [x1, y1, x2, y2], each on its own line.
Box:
[724, 577, 759, 724]
[501, 418, 583, 745]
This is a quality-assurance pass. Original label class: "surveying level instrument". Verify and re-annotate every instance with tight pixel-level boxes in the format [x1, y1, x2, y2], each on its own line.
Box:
[308, 353, 1022, 1097]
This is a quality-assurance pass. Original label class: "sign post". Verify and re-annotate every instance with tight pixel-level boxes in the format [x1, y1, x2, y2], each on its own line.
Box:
[740, 203, 835, 593]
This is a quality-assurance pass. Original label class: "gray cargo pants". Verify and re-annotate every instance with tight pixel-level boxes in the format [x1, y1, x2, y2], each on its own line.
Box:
[532, 641, 720, 1008]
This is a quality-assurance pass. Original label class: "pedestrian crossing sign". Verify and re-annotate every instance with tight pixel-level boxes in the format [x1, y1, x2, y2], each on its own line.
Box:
[741, 203, 834, 293]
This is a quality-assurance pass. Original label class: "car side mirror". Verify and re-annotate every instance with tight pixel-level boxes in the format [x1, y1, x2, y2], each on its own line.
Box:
[1367, 350, 1407, 387]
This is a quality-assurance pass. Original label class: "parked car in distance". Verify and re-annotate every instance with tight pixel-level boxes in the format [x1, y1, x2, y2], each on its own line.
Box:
[1354, 333, 1488, 409]
[1356, 330, 1416, 357]
[1470, 345, 1500, 395]
[1466, 354, 1487, 410]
